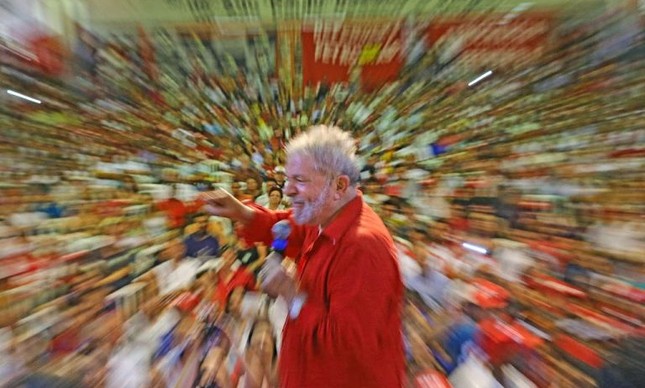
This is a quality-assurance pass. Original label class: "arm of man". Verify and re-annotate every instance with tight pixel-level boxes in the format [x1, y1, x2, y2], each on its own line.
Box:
[202, 190, 304, 259]
[238, 203, 305, 260]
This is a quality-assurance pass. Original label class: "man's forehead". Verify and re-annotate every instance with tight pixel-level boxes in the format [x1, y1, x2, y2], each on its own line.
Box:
[286, 154, 315, 171]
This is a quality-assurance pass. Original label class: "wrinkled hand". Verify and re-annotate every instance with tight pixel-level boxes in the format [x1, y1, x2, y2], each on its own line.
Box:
[200, 189, 254, 223]
[259, 259, 297, 303]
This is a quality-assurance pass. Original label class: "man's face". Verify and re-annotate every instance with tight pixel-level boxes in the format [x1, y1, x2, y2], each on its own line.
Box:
[274, 172, 286, 184]
[231, 182, 241, 196]
[284, 154, 335, 225]
[195, 216, 208, 232]
[246, 178, 258, 192]
[240, 155, 250, 168]
[269, 190, 282, 206]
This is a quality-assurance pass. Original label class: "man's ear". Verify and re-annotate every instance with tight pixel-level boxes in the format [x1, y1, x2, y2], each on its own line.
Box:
[334, 175, 351, 199]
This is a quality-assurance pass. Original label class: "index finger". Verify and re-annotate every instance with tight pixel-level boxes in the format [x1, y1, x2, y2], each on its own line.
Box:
[200, 189, 227, 202]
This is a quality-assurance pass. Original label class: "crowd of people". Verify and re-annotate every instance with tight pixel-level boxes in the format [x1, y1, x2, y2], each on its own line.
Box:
[1, 6, 644, 388]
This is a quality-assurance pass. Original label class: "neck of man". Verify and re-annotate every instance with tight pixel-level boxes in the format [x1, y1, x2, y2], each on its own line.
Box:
[319, 188, 357, 229]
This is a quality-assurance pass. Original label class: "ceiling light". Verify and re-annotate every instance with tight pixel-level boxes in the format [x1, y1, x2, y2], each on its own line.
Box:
[462, 242, 488, 254]
[468, 70, 493, 87]
[7, 89, 41, 104]
[512, 2, 534, 12]
[500, 2, 534, 24]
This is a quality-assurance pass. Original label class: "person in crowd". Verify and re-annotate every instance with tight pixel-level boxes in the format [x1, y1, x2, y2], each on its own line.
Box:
[234, 155, 263, 186]
[233, 230, 267, 272]
[405, 227, 453, 310]
[214, 247, 258, 307]
[261, 150, 275, 172]
[360, 153, 379, 181]
[382, 197, 407, 234]
[202, 125, 405, 388]
[251, 143, 268, 169]
[495, 186, 521, 230]
[143, 237, 201, 296]
[269, 128, 286, 152]
[239, 319, 279, 388]
[245, 177, 263, 202]
[33, 184, 65, 218]
[254, 178, 278, 207]
[151, 312, 202, 388]
[272, 166, 287, 189]
[264, 187, 286, 211]
[361, 177, 389, 207]
[121, 175, 139, 196]
[230, 181, 245, 200]
[157, 183, 189, 229]
[449, 202, 470, 233]
[196, 330, 232, 388]
[184, 213, 220, 258]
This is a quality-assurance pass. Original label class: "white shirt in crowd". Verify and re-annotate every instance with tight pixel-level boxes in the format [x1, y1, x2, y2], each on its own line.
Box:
[153, 259, 200, 296]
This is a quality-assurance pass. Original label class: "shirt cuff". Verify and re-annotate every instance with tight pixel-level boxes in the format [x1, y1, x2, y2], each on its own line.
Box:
[289, 294, 307, 319]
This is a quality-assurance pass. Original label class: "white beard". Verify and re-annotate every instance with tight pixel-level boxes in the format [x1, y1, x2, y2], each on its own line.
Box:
[292, 182, 332, 225]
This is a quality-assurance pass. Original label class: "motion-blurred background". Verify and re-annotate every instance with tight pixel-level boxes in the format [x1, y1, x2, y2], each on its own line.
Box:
[0, 0, 643, 387]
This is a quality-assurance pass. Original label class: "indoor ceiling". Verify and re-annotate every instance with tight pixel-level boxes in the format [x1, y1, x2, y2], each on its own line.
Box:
[80, 0, 609, 30]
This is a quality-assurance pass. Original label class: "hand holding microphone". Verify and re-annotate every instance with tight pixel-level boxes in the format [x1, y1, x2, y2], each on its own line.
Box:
[200, 191, 306, 318]
[258, 220, 293, 298]
[258, 221, 306, 318]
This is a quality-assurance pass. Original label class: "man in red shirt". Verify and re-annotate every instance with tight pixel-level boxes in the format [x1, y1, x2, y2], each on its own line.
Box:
[156, 184, 188, 229]
[203, 125, 405, 388]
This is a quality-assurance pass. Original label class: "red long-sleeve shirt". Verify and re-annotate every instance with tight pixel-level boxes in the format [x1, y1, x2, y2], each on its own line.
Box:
[241, 194, 405, 388]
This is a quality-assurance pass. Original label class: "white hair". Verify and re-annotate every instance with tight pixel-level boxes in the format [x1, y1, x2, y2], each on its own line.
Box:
[286, 125, 361, 185]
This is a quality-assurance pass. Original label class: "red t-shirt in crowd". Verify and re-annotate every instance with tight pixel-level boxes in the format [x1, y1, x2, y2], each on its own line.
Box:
[270, 136, 285, 152]
[214, 268, 257, 306]
[241, 193, 405, 388]
[156, 198, 187, 229]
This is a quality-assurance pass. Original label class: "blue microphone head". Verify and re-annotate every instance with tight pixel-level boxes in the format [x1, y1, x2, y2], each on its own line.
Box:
[271, 220, 292, 241]
[271, 220, 291, 252]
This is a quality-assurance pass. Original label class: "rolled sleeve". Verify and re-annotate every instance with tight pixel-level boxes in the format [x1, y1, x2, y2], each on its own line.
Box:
[239, 203, 304, 260]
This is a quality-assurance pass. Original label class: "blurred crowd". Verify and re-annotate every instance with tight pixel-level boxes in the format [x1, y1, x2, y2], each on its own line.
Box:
[1, 7, 644, 388]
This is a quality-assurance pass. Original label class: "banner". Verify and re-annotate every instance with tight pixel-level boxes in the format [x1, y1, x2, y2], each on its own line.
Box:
[301, 20, 404, 89]
[426, 14, 552, 68]
[138, 26, 158, 82]
[28, 33, 66, 76]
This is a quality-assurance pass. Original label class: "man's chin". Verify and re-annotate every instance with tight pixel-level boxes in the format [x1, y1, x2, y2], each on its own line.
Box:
[292, 216, 311, 225]
[292, 212, 314, 226]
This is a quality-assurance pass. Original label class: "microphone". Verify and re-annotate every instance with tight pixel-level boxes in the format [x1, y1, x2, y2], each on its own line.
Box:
[258, 220, 292, 290]
[271, 220, 292, 255]
[260, 220, 306, 319]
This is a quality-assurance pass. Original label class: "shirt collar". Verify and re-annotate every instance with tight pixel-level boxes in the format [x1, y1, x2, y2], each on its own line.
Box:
[320, 192, 364, 245]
